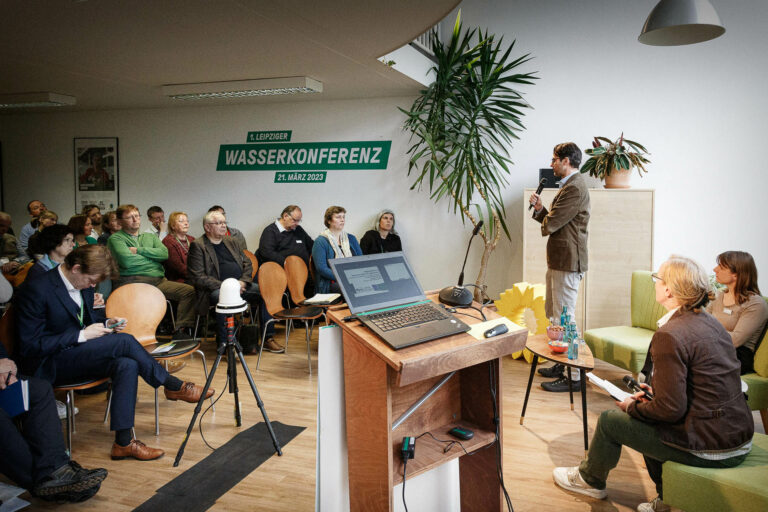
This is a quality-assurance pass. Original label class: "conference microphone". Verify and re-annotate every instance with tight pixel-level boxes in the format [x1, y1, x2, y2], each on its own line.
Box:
[529, 178, 548, 210]
[623, 375, 654, 400]
[439, 220, 484, 307]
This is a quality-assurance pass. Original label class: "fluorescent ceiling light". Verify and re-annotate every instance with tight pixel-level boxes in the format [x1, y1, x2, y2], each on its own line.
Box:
[163, 77, 323, 100]
[0, 92, 77, 109]
[639, 0, 725, 46]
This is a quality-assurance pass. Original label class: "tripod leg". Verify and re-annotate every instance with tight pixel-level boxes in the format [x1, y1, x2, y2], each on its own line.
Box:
[236, 350, 283, 456]
[229, 342, 242, 427]
[173, 350, 224, 467]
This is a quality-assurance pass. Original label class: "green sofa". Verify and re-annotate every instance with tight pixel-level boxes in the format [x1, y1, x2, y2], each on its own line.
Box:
[583, 271, 667, 379]
[742, 297, 768, 432]
[663, 432, 768, 512]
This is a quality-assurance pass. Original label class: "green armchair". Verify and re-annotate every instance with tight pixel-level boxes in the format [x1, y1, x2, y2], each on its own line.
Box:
[742, 297, 768, 432]
[583, 271, 666, 379]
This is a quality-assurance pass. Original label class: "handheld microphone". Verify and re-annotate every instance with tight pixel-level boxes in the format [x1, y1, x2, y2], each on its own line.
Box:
[623, 375, 654, 400]
[439, 220, 484, 307]
[529, 178, 548, 210]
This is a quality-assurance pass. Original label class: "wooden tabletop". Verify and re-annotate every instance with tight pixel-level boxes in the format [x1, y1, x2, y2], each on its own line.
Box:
[327, 292, 528, 387]
[526, 333, 594, 370]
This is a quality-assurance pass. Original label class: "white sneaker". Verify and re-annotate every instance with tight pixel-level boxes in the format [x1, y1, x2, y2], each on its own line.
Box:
[552, 466, 607, 499]
[637, 496, 670, 512]
[56, 400, 79, 420]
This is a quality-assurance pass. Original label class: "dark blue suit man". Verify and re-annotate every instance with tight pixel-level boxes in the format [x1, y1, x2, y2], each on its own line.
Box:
[14, 245, 213, 461]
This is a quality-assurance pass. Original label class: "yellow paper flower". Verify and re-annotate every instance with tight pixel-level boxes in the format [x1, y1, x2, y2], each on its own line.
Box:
[494, 282, 549, 362]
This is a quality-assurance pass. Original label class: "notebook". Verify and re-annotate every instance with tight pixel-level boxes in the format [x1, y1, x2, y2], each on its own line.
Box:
[329, 252, 470, 349]
[0, 379, 29, 418]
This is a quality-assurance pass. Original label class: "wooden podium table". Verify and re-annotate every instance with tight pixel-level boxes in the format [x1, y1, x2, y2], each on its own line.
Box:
[327, 295, 527, 512]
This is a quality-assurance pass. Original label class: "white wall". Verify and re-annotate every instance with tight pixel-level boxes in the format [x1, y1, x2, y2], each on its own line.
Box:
[1, 0, 767, 296]
[0, 97, 511, 295]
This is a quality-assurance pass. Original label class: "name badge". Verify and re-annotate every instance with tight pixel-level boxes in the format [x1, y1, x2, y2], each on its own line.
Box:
[723, 308, 732, 315]
[296, 240, 303, 244]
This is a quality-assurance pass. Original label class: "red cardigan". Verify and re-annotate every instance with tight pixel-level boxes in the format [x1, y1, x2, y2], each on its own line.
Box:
[162, 234, 194, 283]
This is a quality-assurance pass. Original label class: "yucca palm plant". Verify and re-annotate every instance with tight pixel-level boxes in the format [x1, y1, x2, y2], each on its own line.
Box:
[580, 134, 651, 179]
[401, 12, 537, 300]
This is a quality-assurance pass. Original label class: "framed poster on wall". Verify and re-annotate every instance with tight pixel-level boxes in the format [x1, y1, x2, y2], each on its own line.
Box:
[73, 137, 119, 212]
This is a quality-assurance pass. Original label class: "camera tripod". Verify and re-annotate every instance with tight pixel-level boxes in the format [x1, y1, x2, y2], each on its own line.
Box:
[174, 314, 283, 466]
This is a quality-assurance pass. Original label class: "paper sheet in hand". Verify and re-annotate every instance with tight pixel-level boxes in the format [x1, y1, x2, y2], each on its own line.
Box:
[586, 373, 632, 401]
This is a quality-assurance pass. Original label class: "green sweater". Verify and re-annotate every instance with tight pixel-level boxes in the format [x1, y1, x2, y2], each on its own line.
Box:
[107, 230, 168, 277]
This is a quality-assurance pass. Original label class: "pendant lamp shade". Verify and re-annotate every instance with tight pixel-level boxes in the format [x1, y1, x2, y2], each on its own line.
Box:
[639, 0, 725, 46]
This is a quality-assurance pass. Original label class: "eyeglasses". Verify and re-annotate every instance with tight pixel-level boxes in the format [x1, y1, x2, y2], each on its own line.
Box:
[289, 214, 302, 224]
[651, 272, 663, 282]
[207, 221, 227, 226]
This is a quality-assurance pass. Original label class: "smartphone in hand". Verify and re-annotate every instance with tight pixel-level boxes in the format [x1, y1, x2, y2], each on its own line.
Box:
[109, 319, 127, 330]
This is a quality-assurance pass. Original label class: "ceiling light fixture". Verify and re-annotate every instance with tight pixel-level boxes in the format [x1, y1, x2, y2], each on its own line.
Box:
[0, 92, 77, 109]
[162, 77, 323, 100]
[639, 0, 725, 46]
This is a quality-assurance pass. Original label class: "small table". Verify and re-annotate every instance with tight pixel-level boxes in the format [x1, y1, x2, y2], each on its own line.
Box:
[519, 334, 594, 455]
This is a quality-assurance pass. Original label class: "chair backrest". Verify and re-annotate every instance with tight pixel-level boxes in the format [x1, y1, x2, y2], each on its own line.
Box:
[308, 254, 317, 285]
[257, 262, 288, 316]
[284, 255, 308, 304]
[243, 249, 259, 279]
[0, 304, 17, 356]
[752, 297, 768, 377]
[631, 270, 667, 331]
[105, 283, 167, 346]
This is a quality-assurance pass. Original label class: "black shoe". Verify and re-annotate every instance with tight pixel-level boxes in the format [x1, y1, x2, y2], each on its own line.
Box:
[33, 461, 108, 500]
[541, 376, 581, 392]
[171, 327, 194, 342]
[538, 363, 565, 378]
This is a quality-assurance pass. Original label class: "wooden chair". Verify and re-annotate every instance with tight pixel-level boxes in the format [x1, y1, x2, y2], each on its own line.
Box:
[0, 304, 111, 454]
[244, 249, 259, 279]
[285, 255, 330, 326]
[106, 283, 212, 435]
[256, 262, 323, 374]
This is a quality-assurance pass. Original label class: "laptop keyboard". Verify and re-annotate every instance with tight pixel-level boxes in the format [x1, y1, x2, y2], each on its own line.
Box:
[366, 302, 448, 332]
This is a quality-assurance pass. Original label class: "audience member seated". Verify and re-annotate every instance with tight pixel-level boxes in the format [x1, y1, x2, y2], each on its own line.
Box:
[708, 250, 768, 374]
[360, 209, 402, 255]
[208, 205, 247, 251]
[82, 204, 103, 237]
[312, 206, 362, 294]
[18, 200, 46, 255]
[144, 206, 168, 241]
[106, 204, 196, 340]
[14, 245, 214, 461]
[36, 210, 59, 232]
[257, 204, 314, 266]
[1, 344, 108, 502]
[553, 255, 754, 512]
[163, 211, 194, 283]
[98, 210, 120, 245]
[0, 212, 30, 276]
[68, 214, 97, 247]
[188, 210, 270, 350]
[25, 224, 75, 282]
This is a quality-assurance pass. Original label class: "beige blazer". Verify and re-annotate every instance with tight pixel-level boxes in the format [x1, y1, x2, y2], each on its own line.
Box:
[532, 172, 590, 272]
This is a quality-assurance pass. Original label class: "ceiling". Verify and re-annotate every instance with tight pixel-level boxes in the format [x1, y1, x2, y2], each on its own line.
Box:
[0, 0, 459, 112]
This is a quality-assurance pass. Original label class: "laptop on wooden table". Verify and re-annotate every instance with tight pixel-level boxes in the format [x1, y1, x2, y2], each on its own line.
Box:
[329, 252, 470, 350]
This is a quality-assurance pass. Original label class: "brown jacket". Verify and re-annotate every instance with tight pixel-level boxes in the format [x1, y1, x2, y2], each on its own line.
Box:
[532, 172, 590, 272]
[627, 309, 754, 453]
[187, 236, 253, 293]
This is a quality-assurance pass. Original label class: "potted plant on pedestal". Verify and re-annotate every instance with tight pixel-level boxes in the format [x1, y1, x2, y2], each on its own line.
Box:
[579, 134, 650, 189]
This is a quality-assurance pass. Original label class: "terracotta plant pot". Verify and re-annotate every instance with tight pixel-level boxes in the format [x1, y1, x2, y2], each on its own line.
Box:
[604, 168, 632, 189]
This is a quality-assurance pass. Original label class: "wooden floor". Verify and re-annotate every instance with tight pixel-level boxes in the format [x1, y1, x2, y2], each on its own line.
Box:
[6, 325, 764, 511]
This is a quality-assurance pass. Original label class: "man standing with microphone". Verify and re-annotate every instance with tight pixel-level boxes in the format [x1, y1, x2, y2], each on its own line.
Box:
[530, 142, 591, 392]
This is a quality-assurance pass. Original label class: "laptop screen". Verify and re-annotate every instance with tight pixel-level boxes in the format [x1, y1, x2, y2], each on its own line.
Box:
[329, 252, 426, 314]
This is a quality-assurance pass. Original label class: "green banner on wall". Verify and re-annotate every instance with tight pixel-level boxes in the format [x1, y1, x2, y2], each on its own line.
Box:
[246, 130, 292, 143]
[217, 141, 391, 171]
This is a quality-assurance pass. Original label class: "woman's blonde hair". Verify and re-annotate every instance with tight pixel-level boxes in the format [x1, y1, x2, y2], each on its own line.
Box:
[660, 255, 714, 312]
[167, 211, 188, 234]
